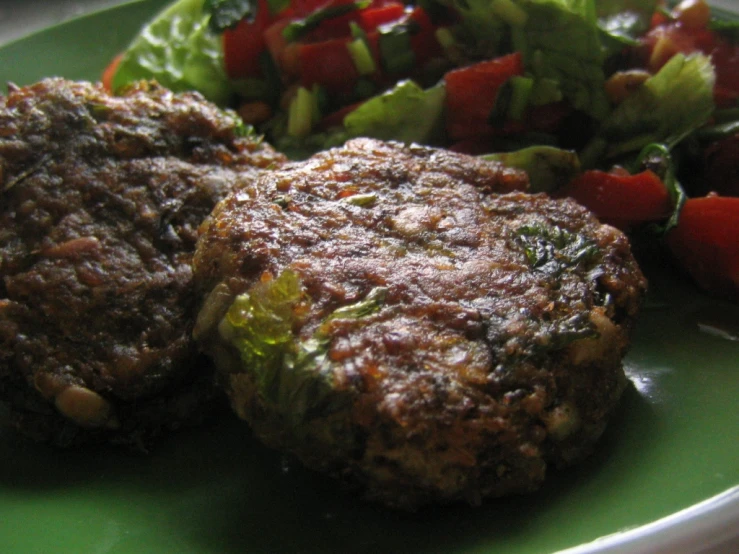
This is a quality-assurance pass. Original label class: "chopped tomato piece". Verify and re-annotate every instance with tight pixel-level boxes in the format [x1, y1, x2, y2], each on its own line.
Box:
[224, 1, 441, 101]
[649, 8, 670, 29]
[264, 19, 301, 78]
[666, 195, 739, 301]
[358, 3, 406, 31]
[223, 0, 278, 79]
[444, 52, 524, 142]
[556, 169, 672, 229]
[291, 0, 329, 16]
[407, 7, 442, 66]
[289, 1, 406, 43]
[298, 37, 359, 94]
[299, 0, 373, 42]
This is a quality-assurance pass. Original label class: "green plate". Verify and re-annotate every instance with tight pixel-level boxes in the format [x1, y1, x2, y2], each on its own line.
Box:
[0, 2, 737, 553]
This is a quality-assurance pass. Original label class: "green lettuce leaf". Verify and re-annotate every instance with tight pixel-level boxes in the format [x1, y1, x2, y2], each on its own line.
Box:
[204, 0, 256, 31]
[220, 270, 386, 425]
[273, 80, 446, 158]
[594, 0, 657, 22]
[519, 0, 610, 120]
[342, 80, 446, 144]
[580, 53, 716, 167]
[434, 0, 509, 52]
[112, 0, 235, 105]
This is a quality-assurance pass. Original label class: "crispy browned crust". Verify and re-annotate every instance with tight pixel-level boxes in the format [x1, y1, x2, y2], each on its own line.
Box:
[0, 78, 286, 447]
[193, 138, 646, 509]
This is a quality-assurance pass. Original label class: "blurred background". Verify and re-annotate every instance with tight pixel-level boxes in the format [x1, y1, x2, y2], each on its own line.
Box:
[0, 0, 129, 45]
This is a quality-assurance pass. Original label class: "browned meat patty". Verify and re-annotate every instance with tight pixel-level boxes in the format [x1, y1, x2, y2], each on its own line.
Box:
[0, 78, 286, 447]
[192, 138, 646, 509]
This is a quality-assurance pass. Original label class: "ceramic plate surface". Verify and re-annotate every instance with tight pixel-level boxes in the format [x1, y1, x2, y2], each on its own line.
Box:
[0, 2, 737, 553]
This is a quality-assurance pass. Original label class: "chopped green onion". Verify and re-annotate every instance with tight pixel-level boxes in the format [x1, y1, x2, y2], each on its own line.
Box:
[490, 0, 528, 27]
[287, 87, 314, 138]
[349, 21, 367, 40]
[435, 27, 456, 54]
[347, 38, 376, 76]
[507, 76, 534, 120]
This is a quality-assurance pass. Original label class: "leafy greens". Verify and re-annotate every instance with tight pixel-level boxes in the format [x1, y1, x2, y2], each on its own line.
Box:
[113, 0, 235, 105]
[581, 53, 716, 167]
[220, 269, 386, 425]
[437, 0, 611, 120]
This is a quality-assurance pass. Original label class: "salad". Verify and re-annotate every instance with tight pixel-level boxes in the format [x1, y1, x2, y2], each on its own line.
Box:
[104, 0, 739, 301]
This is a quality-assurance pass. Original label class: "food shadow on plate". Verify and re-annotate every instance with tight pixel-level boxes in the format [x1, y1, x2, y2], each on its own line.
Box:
[0, 373, 660, 554]
[179, 384, 659, 554]
[1, 381, 658, 554]
[5, 260, 693, 554]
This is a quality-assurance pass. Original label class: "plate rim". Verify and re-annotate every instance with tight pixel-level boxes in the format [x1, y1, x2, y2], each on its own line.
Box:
[556, 487, 739, 554]
[0, 0, 161, 49]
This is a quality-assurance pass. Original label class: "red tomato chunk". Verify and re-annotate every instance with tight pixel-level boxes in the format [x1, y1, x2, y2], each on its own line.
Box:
[667, 196, 739, 301]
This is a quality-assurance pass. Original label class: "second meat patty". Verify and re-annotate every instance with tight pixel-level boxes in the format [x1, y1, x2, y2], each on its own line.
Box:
[0, 78, 286, 447]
